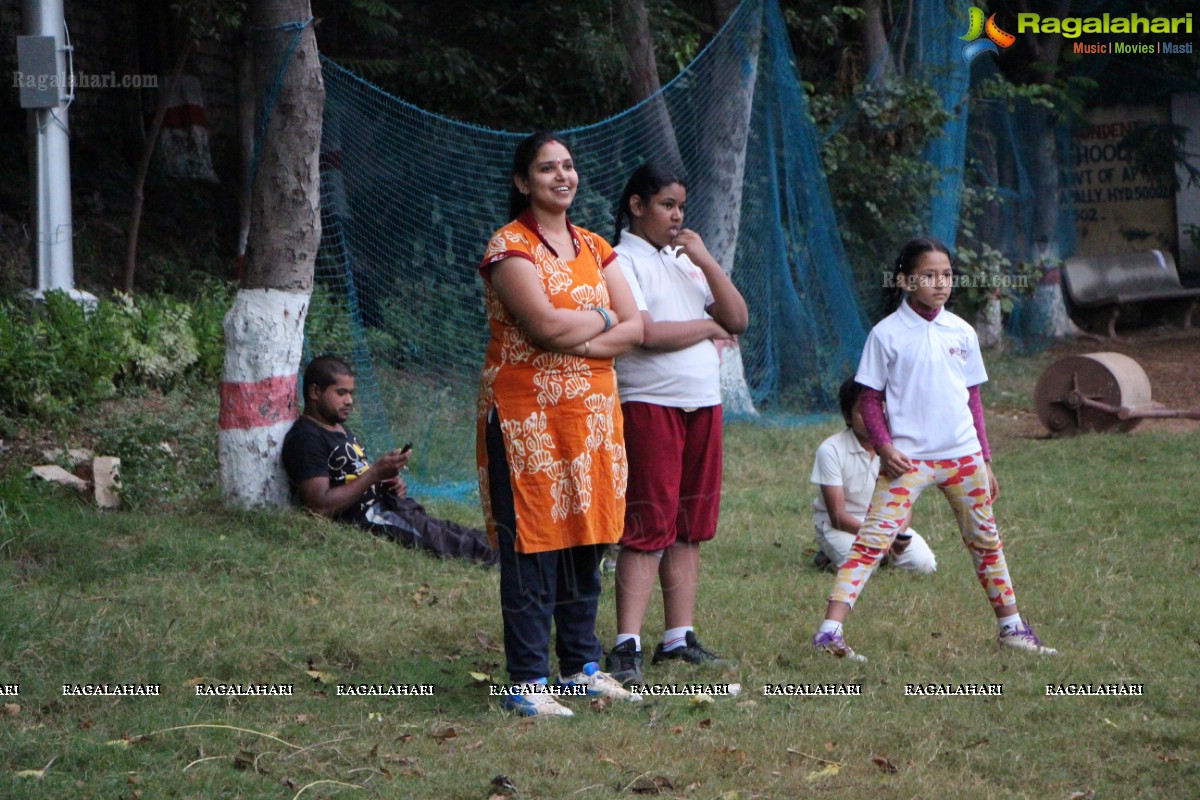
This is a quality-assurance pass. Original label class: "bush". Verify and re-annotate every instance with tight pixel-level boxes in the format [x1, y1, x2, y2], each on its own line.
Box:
[0, 283, 235, 420]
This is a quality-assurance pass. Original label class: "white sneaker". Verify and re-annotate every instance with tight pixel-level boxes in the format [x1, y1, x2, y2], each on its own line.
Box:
[559, 662, 643, 703]
[998, 621, 1058, 655]
[499, 678, 574, 717]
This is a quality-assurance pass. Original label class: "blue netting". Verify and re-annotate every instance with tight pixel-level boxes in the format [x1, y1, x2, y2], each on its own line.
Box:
[309, 0, 868, 491]
[912, 0, 972, 247]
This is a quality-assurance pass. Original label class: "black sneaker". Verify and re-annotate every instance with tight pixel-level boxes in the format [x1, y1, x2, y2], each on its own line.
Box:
[604, 639, 644, 686]
[651, 631, 733, 666]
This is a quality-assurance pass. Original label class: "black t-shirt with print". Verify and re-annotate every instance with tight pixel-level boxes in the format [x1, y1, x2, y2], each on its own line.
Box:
[281, 416, 382, 525]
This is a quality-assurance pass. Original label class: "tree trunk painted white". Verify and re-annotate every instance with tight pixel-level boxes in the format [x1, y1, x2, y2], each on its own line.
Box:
[219, 0, 323, 509]
[688, 0, 761, 416]
[975, 294, 1003, 349]
[219, 289, 309, 508]
[1023, 117, 1074, 338]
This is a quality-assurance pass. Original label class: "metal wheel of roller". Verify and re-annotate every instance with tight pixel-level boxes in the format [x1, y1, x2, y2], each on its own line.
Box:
[1034, 352, 1153, 436]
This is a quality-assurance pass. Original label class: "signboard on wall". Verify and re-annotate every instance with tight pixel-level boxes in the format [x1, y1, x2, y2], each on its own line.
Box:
[1063, 105, 1177, 255]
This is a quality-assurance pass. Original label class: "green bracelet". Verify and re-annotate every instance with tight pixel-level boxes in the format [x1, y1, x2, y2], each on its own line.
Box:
[595, 307, 612, 332]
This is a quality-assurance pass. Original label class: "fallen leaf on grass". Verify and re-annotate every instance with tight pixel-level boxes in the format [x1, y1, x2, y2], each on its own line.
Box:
[668, 726, 685, 734]
[1067, 791, 1096, 800]
[689, 693, 714, 707]
[412, 584, 431, 608]
[805, 763, 841, 781]
[383, 755, 418, 766]
[1, 703, 20, 716]
[491, 773, 518, 793]
[468, 671, 493, 685]
[476, 631, 502, 651]
[590, 698, 610, 712]
[699, 718, 712, 728]
[233, 749, 262, 773]
[872, 755, 899, 774]
[294, 714, 311, 725]
[429, 726, 457, 742]
[463, 740, 484, 752]
[182, 677, 206, 687]
[716, 746, 747, 766]
[106, 735, 152, 748]
[15, 757, 56, 780]
[628, 774, 675, 795]
[306, 668, 336, 684]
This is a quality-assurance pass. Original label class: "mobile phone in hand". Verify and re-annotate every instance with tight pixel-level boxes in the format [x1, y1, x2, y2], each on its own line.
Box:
[400, 442, 413, 454]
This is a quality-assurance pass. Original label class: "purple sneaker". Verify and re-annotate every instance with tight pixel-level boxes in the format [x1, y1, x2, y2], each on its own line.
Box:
[812, 630, 867, 662]
[998, 621, 1058, 655]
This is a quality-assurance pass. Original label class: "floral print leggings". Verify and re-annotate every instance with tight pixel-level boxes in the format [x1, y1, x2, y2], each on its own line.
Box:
[829, 453, 1016, 611]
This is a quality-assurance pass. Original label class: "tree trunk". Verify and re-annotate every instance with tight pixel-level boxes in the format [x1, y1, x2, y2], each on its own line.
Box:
[122, 40, 194, 295]
[1026, 116, 1074, 338]
[235, 30, 255, 279]
[616, 0, 682, 167]
[219, 0, 323, 509]
[687, 0, 760, 415]
[1014, 0, 1074, 338]
[861, 0, 894, 87]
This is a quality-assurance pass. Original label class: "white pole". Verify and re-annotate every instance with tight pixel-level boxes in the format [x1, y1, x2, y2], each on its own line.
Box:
[25, 0, 86, 300]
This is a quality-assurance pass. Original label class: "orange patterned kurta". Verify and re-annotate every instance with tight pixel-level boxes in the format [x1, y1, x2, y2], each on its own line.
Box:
[476, 210, 628, 554]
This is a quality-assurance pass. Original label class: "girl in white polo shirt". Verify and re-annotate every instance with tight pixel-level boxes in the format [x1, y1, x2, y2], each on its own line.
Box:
[603, 163, 749, 686]
[811, 236, 1056, 662]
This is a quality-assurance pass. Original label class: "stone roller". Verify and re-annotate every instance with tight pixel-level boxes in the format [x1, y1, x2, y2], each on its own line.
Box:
[1034, 352, 1200, 436]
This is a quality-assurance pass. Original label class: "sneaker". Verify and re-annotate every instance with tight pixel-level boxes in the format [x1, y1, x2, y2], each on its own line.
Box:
[499, 678, 574, 717]
[811, 630, 867, 662]
[600, 546, 619, 576]
[559, 662, 643, 703]
[998, 621, 1058, 655]
[604, 639, 644, 686]
[651, 631, 733, 666]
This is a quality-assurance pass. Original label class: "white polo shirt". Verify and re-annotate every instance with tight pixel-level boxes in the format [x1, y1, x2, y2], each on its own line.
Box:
[855, 300, 987, 460]
[614, 230, 720, 407]
[811, 427, 877, 524]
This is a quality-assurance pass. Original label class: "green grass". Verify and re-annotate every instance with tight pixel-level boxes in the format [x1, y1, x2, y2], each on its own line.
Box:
[2, 353, 1199, 799]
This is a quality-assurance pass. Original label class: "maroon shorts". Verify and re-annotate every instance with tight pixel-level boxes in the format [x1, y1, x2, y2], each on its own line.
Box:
[620, 401, 723, 552]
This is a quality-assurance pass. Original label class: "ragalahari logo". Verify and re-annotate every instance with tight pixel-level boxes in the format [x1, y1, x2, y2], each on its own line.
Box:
[960, 7, 1016, 63]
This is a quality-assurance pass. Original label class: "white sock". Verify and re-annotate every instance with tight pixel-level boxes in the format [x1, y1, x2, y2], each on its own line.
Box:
[615, 633, 641, 651]
[818, 619, 843, 636]
[661, 626, 692, 651]
[997, 613, 1023, 632]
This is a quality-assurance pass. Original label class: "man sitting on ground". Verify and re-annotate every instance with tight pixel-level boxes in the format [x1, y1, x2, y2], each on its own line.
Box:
[282, 355, 497, 566]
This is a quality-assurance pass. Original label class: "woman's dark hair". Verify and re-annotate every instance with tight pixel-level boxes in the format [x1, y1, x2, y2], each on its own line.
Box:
[613, 162, 688, 244]
[886, 236, 953, 312]
[507, 130, 572, 220]
[838, 377, 863, 426]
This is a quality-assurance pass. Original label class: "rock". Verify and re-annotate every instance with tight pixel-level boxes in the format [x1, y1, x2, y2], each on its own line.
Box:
[93, 457, 122, 510]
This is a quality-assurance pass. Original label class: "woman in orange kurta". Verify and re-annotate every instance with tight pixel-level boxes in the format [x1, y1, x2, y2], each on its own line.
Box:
[477, 131, 643, 716]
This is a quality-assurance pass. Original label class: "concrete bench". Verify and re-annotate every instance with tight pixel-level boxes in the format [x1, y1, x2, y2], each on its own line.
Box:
[1061, 250, 1200, 337]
